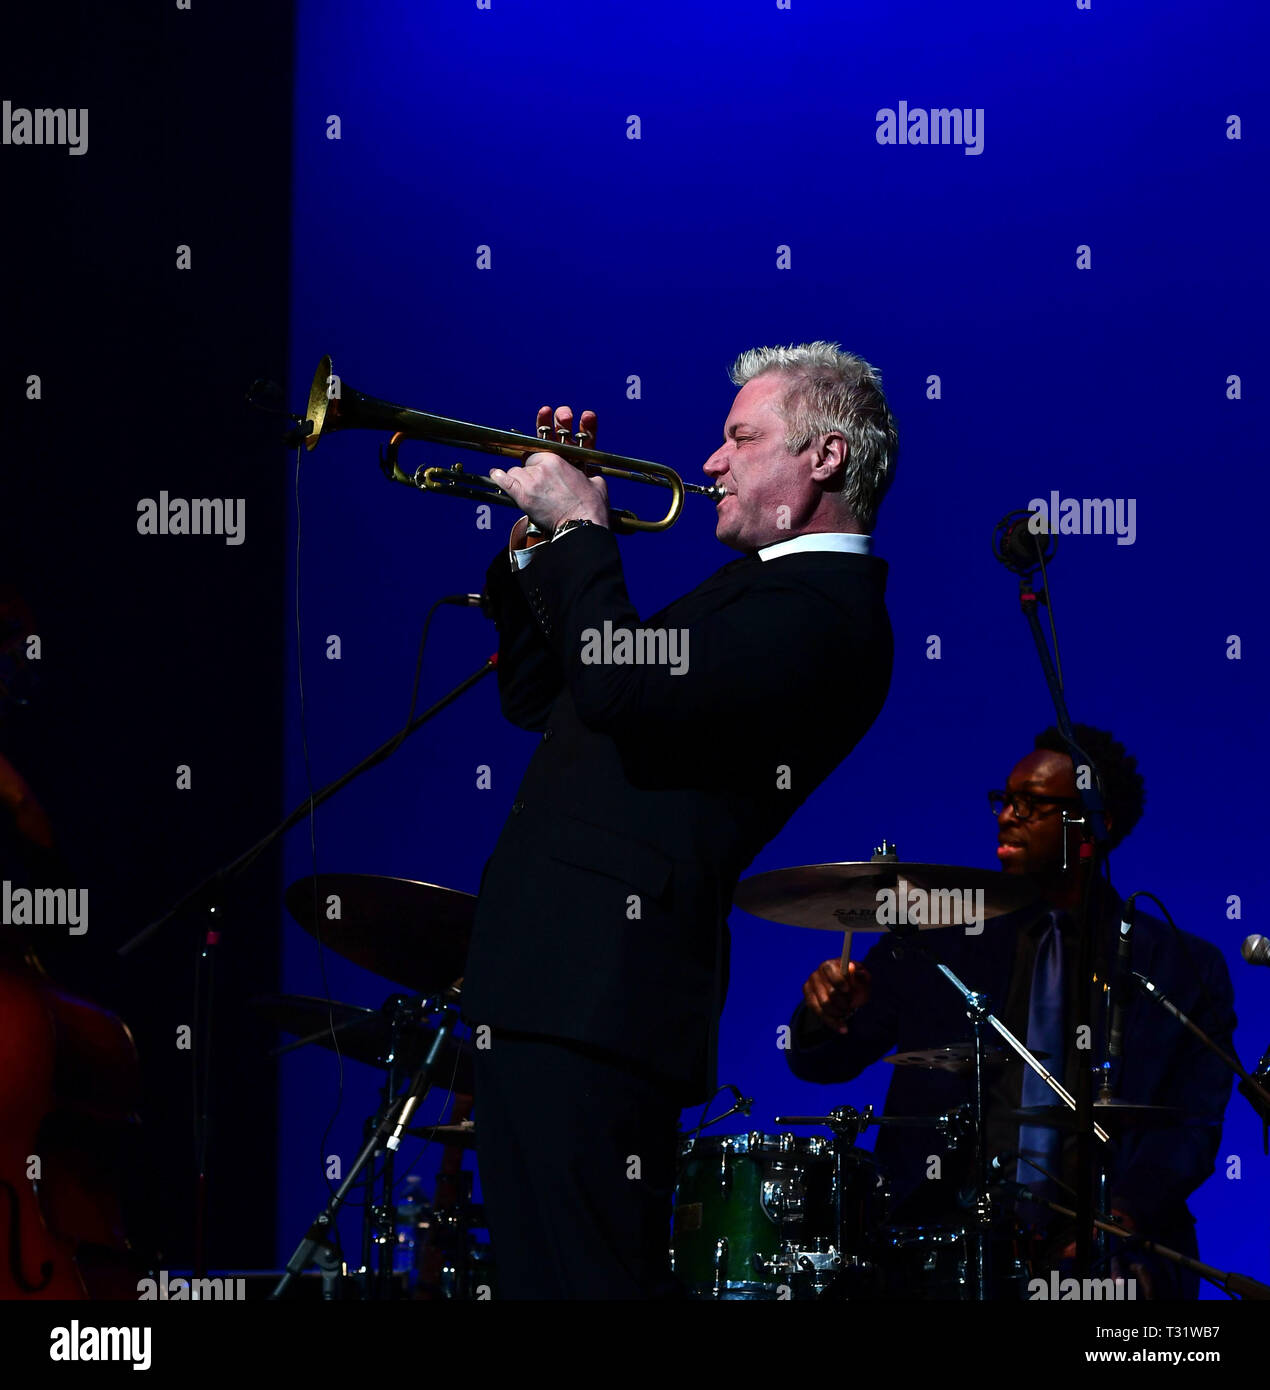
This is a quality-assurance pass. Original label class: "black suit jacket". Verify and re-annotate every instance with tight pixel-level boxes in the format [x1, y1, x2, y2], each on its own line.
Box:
[461, 525, 892, 1101]
[787, 892, 1237, 1241]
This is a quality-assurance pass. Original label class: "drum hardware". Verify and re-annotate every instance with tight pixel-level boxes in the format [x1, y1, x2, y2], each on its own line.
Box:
[865, 928, 1110, 1299]
[269, 988, 463, 1301]
[775, 1102, 970, 1150]
[255, 982, 475, 1295]
[752, 1237, 846, 1286]
[873, 1223, 1031, 1302]
[275, 877, 483, 1293]
[772, 1104, 868, 1144]
[252, 992, 475, 1092]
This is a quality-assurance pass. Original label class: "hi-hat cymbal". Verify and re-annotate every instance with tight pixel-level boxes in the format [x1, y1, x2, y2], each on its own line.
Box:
[734, 862, 1039, 932]
[285, 874, 473, 994]
[251, 993, 474, 1092]
[884, 1044, 1048, 1073]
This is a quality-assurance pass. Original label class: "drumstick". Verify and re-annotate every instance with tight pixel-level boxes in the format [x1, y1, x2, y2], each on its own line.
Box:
[839, 929, 852, 973]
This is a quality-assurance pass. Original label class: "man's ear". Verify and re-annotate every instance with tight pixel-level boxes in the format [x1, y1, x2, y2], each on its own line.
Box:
[811, 432, 848, 484]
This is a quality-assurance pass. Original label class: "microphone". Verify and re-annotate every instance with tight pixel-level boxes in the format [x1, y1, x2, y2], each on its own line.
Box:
[1242, 935, 1270, 967]
[440, 592, 494, 618]
[992, 509, 1058, 576]
[960, 1152, 1017, 1209]
[1109, 901, 1135, 1060]
[724, 1084, 754, 1116]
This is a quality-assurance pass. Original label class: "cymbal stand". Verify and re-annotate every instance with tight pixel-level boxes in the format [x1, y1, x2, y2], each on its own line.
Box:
[269, 994, 458, 1300]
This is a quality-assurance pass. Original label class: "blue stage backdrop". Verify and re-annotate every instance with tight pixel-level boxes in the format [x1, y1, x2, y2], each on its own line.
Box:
[280, 0, 1269, 1294]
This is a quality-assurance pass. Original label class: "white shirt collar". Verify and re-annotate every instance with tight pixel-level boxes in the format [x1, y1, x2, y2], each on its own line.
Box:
[757, 531, 873, 561]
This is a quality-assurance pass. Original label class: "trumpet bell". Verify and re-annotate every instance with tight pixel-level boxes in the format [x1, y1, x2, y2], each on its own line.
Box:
[303, 355, 336, 449]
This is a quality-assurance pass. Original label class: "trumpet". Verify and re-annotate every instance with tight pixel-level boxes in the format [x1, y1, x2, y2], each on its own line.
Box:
[302, 355, 724, 533]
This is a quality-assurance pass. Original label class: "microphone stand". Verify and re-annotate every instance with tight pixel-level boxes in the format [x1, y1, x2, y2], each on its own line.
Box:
[115, 655, 497, 1277]
[1242, 1045, 1270, 1155]
[1130, 971, 1270, 1118]
[996, 517, 1110, 1277]
[119, 655, 497, 958]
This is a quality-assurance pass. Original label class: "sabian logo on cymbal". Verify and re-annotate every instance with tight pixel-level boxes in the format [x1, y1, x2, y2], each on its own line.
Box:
[874, 879, 985, 935]
[833, 906, 880, 925]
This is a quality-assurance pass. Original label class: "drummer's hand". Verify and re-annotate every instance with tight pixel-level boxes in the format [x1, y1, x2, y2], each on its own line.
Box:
[803, 960, 871, 1034]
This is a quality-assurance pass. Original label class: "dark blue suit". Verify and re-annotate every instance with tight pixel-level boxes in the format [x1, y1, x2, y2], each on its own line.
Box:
[787, 889, 1237, 1297]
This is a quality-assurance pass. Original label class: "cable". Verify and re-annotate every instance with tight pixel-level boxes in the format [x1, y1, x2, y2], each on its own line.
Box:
[292, 443, 473, 1222]
[1033, 534, 1064, 692]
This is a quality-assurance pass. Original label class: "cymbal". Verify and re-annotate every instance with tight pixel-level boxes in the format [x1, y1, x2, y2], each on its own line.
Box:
[284, 874, 473, 994]
[885, 1044, 1048, 1073]
[251, 992, 474, 1093]
[734, 862, 1039, 932]
[1005, 1102, 1190, 1130]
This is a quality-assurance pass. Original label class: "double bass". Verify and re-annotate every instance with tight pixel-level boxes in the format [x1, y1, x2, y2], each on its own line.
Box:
[0, 594, 144, 1299]
[0, 937, 143, 1300]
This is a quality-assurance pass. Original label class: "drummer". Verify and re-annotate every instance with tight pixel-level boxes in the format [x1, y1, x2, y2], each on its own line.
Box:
[786, 724, 1236, 1298]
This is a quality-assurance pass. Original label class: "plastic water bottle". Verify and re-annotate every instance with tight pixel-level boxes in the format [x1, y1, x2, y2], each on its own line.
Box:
[394, 1175, 428, 1283]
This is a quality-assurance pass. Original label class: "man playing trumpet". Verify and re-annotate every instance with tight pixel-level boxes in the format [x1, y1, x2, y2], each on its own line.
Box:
[463, 342, 898, 1298]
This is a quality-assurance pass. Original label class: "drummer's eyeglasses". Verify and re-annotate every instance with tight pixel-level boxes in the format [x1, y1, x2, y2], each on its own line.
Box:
[988, 789, 1084, 822]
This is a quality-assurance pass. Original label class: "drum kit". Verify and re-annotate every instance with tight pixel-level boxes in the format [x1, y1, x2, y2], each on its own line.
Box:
[262, 851, 1212, 1301]
[677, 845, 1214, 1301]
[668, 850, 1032, 1302]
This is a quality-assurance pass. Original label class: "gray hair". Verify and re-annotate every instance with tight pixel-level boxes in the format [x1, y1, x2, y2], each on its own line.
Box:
[728, 341, 898, 532]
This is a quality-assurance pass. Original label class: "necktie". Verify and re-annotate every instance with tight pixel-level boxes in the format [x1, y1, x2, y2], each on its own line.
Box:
[1018, 911, 1067, 1202]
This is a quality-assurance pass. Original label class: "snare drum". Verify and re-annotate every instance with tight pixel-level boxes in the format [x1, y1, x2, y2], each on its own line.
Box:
[670, 1131, 885, 1299]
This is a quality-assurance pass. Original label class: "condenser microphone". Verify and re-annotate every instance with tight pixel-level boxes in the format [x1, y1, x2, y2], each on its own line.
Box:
[1109, 902, 1135, 1059]
[1242, 934, 1270, 967]
[992, 509, 1058, 576]
[440, 592, 494, 618]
